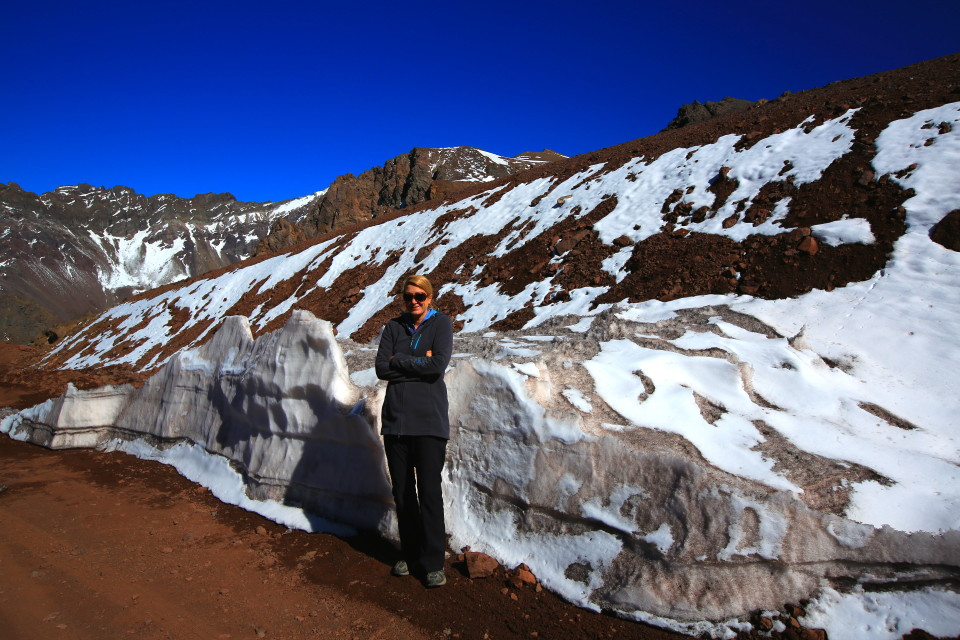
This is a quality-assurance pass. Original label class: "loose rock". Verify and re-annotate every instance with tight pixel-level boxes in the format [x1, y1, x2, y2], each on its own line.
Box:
[465, 552, 500, 579]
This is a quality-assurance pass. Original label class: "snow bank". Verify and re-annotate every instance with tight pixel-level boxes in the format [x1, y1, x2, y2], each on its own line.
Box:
[6, 307, 960, 637]
[4, 311, 393, 532]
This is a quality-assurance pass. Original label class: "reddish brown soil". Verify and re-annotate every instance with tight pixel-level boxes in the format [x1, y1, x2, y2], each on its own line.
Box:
[1, 435, 713, 640]
[0, 436, 429, 640]
[0, 344, 694, 640]
[0, 342, 147, 409]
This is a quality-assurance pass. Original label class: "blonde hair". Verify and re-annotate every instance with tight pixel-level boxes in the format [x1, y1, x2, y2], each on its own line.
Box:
[403, 274, 434, 298]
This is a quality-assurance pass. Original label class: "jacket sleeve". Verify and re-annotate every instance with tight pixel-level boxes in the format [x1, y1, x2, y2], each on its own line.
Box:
[388, 315, 453, 378]
[375, 323, 421, 382]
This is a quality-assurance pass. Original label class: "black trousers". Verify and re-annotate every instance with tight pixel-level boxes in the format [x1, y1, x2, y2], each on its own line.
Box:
[383, 434, 447, 572]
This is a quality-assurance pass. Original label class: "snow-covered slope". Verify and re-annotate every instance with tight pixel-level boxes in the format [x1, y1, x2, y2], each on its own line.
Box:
[6, 55, 960, 638]
[259, 145, 569, 251]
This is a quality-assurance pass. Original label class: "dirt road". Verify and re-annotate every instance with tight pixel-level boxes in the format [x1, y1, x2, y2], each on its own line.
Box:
[0, 433, 692, 640]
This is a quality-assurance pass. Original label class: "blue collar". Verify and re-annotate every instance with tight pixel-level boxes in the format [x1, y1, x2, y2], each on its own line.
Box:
[404, 309, 436, 332]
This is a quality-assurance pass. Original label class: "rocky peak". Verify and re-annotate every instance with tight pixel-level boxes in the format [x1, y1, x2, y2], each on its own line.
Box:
[258, 145, 566, 252]
[417, 146, 563, 182]
[662, 97, 755, 131]
[0, 141, 563, 342]
[513, 149, 567, 163]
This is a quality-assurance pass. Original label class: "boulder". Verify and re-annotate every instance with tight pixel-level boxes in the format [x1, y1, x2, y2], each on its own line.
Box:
[930, 209, 960, 251]
[465, 552, 500, 579]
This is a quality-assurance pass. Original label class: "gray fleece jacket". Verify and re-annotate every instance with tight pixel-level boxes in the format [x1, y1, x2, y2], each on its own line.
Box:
[375, 310, 453, 439]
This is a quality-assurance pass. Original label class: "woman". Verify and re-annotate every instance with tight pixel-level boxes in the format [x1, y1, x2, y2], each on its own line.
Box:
[375, 274, 454, 588]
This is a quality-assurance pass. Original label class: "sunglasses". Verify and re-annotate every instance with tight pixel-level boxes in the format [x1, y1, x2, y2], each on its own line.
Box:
[403, 292, 429, 303]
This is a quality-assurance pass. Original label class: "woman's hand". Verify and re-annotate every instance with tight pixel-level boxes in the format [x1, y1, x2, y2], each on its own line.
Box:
[426, 350, 433, 357]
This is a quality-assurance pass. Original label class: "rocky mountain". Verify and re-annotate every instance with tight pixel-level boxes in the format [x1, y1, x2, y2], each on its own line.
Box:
[0, 147, 563, 345]
[257, 146, 566, 254]
[0, 183, 322, 343]
[6, 53, 960, 637]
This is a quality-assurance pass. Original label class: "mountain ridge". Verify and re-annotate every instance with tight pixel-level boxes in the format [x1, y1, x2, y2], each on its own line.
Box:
[0, 146, 563, 344]
[0, 181, 320, 343]
[256, 146, 567, 254]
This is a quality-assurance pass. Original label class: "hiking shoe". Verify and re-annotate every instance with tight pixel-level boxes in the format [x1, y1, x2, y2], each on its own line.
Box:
[391, 560, 410, 577]
[425, 570, 446, 588]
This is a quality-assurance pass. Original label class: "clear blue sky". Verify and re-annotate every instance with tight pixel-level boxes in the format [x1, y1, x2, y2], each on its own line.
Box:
[2, 0, 956, 203]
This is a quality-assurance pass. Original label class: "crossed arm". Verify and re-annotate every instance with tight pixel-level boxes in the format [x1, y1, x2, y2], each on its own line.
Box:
[375, 319, 453, 382]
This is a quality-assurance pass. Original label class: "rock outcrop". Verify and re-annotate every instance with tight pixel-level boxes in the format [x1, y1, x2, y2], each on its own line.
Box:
[257, 147, 566, 251]
[663, 97, 755, 131]
[931, 209, 960, 250]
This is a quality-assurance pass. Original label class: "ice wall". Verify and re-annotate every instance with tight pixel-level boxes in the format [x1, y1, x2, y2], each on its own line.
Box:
[438, 316, 960, 631]
[4, 309, 959, 634]
[5, 311, 393, 532]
